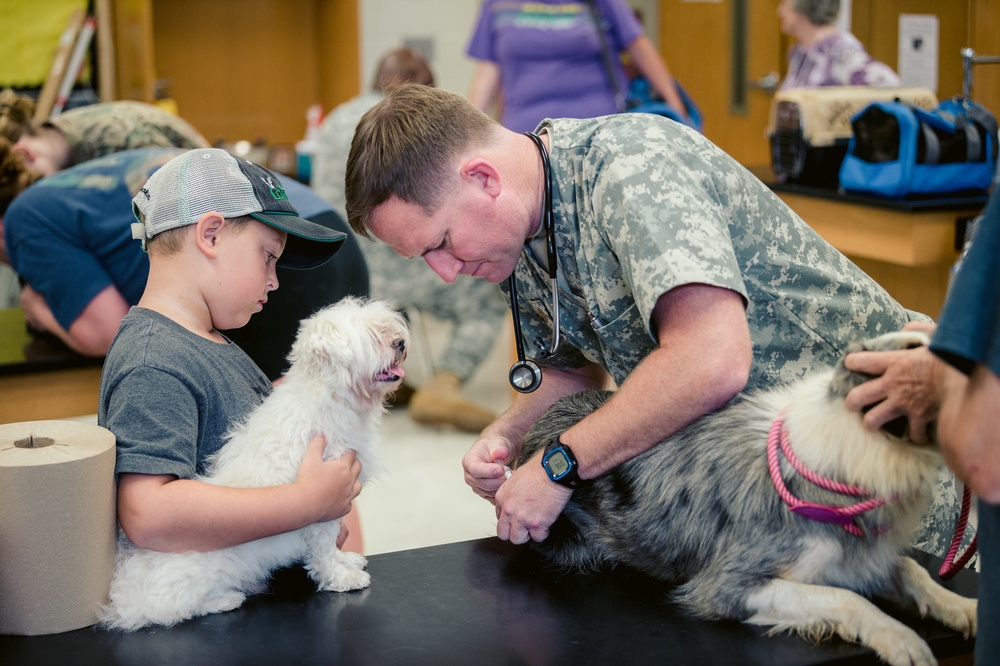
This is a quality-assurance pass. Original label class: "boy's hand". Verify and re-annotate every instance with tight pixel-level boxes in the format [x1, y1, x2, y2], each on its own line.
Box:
[295, 435, 362, 524]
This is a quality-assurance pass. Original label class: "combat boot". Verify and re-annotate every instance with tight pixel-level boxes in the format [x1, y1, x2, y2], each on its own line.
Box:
[409, 371, 497, 433]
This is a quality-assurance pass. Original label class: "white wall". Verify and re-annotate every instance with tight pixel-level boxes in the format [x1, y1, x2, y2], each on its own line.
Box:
[359, 0, 482, 94]
[358, 0, 663, 95]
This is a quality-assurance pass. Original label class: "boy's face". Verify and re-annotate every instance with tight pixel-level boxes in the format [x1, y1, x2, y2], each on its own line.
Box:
[209, 219, 286, 331]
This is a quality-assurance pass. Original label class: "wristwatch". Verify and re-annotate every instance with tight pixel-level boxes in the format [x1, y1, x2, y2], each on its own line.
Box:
[541, 437, 581, 488]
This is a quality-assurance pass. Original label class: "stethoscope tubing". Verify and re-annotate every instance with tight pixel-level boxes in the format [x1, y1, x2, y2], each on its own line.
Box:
[508, 132, 561, 393]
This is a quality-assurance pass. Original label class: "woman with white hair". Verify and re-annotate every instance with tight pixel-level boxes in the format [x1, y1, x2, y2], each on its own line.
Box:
[777, 0, 900, 90]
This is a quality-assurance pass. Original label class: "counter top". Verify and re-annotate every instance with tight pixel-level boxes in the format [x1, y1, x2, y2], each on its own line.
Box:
[0, 538, 977, 665]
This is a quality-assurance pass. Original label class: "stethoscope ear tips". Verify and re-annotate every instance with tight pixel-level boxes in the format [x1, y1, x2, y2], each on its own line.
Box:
[509, 359, 542, 393]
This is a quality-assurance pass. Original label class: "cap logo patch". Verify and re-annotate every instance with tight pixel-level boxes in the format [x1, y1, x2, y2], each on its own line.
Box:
[262, 175, 289, 202]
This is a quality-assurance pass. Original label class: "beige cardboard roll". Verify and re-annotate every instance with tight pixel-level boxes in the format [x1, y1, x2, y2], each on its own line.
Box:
[0, 420, 116, 635]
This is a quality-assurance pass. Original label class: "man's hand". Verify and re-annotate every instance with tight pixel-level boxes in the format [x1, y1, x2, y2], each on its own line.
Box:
[463, 434, 513, 504]
[844, 345, 940, 444]
[494, 455, 573, 544]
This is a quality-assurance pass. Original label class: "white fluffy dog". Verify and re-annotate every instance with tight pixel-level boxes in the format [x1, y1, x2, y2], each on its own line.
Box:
[99, 297, 408, 631]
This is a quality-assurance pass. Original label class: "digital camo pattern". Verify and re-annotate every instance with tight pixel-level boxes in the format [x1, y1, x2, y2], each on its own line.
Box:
[313, 93, 509, 381]
[505, 113, 928, 387]
[503, 113, 966, 558]
[50, 101, 209, 166]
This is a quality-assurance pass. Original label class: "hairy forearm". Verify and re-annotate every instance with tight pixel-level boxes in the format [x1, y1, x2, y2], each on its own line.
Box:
[938, 363, 1000, 503]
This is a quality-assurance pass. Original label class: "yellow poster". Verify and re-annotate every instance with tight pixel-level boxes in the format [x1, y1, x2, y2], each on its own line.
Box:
[0, 0, 89, 87]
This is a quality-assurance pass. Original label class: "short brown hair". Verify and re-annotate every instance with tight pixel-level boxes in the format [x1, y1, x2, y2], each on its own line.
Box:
[344, 84, 496, 238]
[146, 214, 254, 257]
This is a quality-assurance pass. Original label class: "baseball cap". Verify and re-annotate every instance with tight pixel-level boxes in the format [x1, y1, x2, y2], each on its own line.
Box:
[131, 148, 346, 269]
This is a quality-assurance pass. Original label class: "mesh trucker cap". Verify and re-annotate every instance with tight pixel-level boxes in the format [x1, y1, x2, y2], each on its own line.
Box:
[131, 148, 346, 269]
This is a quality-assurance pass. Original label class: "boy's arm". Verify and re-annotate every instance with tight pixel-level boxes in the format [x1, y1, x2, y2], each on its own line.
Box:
[118, 436, 362, 552]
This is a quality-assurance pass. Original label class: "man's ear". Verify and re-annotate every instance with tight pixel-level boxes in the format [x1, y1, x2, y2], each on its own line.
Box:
[463, 158, 501, 199]
[194, 212, 226, 259]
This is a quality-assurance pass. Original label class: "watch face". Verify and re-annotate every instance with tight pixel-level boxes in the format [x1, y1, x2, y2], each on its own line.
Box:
[547, 450, 570, 477]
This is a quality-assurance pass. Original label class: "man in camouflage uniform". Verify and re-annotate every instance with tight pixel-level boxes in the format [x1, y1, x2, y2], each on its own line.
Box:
[344, 84, 967, 557]
[312, 48, 506, 433]
[13, 101, 208, 177]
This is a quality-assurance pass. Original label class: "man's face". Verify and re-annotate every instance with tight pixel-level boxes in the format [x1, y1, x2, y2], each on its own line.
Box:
[369, 193, 524, 285]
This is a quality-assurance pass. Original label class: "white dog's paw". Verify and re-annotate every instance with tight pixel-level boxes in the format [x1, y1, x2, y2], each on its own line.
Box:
[314, 566, 372, 592]
[306, 548, 371, 592]
[868, 624, 937, 666]
[927, 595, 978, 639]
[337, 550, 368, 569]
[202, 590, 249, 615]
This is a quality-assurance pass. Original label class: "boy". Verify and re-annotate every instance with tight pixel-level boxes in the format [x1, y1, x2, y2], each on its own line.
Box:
[99, 148, 360, 553]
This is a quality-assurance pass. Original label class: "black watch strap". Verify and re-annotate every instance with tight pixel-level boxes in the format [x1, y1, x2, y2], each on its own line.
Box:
[541, 437, 581, 488]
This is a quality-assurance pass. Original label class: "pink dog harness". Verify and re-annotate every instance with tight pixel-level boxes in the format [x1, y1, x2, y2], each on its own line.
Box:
[767, 411, 891, 537]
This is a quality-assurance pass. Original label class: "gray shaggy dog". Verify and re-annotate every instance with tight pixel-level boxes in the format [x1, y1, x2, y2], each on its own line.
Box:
[515, 332, 975, 666]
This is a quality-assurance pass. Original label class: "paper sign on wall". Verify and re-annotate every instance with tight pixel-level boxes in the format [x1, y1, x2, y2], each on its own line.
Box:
[898, 14, 939, 92]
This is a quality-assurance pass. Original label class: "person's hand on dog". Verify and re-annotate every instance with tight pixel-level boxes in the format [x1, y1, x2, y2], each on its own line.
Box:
[844, 322, 939, 444]
[295, 435, 363, 523]
[494, 456, 572, 544]
[463, 435, 512, 505]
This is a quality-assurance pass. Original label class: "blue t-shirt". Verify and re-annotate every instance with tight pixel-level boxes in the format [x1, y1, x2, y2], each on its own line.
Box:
[4, 148, 179, 329]
[931, 193, 1000, 376]
[4, 148, 335, 331]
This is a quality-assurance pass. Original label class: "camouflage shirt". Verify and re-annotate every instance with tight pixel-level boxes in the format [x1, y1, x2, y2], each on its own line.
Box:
[48, 101, 209, 167]
[504, 114, 969, 561]
[503, 114, 927, 388]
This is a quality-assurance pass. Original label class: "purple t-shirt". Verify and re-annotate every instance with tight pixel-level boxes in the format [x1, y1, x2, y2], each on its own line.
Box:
[467, 0, 643, 133]
[780, 30, 901, 91]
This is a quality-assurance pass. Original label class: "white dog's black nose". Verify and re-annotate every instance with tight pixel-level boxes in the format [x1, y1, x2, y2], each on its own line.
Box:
[393, 338, 406, 357]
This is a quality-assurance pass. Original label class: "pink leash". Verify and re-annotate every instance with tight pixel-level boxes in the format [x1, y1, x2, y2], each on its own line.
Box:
[767, 411, 890, 537]
[938, 484, 978, 579]
[768, 410, 979, 577]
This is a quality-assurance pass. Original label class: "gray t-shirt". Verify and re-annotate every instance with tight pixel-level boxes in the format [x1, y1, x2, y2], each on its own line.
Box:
[98, 307, 271, 478]
[505, 114, 926, 387]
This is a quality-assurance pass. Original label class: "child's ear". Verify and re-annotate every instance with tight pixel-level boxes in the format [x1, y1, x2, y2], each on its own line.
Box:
[194, 212, 226, 259]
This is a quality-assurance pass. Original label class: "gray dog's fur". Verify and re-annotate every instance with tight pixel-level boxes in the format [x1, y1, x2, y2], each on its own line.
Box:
[515, 332, 975, 666]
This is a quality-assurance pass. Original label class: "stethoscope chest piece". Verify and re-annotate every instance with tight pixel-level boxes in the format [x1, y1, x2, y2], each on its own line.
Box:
[509, 358, 543, 394]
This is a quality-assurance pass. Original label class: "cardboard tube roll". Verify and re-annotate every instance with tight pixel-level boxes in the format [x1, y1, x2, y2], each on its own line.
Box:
[0, 420, 117, 636]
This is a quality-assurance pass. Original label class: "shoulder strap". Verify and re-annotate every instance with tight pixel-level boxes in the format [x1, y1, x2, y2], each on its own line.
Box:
[585, 0, 626, 112]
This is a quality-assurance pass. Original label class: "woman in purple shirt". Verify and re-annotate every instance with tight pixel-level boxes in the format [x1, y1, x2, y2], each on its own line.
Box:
[466, 0, 686, 132]
[777, 0, 900, 91]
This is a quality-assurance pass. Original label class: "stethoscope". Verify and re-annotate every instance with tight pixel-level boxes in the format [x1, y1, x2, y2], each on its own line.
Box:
[508, 131, 561, 394]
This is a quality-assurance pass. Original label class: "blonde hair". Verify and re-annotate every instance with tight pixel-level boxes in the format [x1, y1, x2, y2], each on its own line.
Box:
[344, 84, 495, 238]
